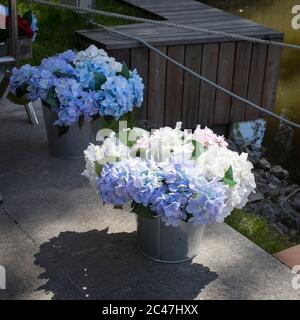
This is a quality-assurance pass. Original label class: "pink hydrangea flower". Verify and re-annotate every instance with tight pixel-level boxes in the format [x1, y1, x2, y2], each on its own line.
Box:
[193, 126, 228, 148]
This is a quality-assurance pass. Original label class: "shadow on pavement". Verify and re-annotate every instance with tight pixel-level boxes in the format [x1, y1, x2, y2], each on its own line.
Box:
[34, 228, 218, 300]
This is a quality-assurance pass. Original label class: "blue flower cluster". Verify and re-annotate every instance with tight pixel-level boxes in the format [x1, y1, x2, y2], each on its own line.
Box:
[97, 159, 227, 226]
[10, 47, 144, 127]
[97, 158, 157, 207]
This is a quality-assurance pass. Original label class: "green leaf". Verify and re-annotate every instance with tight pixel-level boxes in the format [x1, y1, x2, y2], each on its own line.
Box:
[95, 161, 103, 176]
[93, 72, 107, 91]
[122, 111, 135, 128]
[78, 115, 85, 129]
[132, 203, 156, 219]
[58, 126, 69, 137]
[53, 71, 74, 79]
[135, 148, 146, 158]
[223, 178, 237, 187]
[222, 165, 237, 187]
[117, 62, 130, 80]
[23, 10, 33, 25]
[44, 87, 59, 110]
[192, 140, 205, 158]
[91, 114, 101, 121]
[100, 115, 118, 132]
[7, 92, 30, 105]
[225, 165, 234, 180]
[15, 83, 28, 98]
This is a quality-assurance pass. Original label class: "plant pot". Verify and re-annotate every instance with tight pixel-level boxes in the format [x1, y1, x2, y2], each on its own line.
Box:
[137, 215, 206, 264]
[42, 105, 100, 159]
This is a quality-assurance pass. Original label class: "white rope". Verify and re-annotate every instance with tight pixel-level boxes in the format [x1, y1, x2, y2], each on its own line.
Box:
[29, 0, 300, 51]
[281, 188, 300, 217]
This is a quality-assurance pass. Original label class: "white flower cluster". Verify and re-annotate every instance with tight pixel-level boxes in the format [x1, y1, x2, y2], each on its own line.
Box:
[132, 122, 229, 163]
[132, 122, 194, 163]
[197, 146, 256, 221]
[74, 45, 122, 74]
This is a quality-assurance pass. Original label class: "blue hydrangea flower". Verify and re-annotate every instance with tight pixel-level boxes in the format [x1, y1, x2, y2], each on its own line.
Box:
[76, 67, 95, 89]
[150, 164, 194, 226]
[10, 64, 36, 95]
[52, 78, 83, 126]
[40, 56, 75, 75]
[76, 60, 114, 79]
[97, 158, 157, 206]
[77, 91, 100, 120]
[97, 162, 132, 206]
[129, 69, 144, 107]
[55, 106, 81, 127]
[27, 68, 55, 101]
[57, 49, 76, 62]
[186, 178, 226, 225]
[98, 75, 134, 119]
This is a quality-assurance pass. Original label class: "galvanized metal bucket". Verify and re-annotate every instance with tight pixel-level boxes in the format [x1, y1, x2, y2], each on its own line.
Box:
[137, 215, 206, 263]
[42, 105, 101, 159]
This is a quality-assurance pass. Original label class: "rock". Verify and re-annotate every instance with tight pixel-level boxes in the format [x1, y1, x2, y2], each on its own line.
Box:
[284, 185, 300, 196]
[255, 176, 267, 184]
[227, 140, 239, 152]
[270, 165, 289, 180]
[268, 183, 277, 191]
[273, 223, 289, 235]
[268, 189, 281, 199]
[248, 192, 264, 203]
[289, 229, 298, 238]
[268, 175, 281, 186]
[257, 158, 271, 170]
[257, 183, 269, 196]
[290, 197, 300, 211]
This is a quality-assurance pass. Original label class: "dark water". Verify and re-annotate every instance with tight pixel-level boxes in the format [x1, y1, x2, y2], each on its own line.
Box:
[202, 0, 300, 182]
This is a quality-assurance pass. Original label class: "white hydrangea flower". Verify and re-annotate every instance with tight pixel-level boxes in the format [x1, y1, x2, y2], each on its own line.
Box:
[107, 57, 122, 73]
[74, 45, 107, 62]
[197, 146, 256, 220]
[74, 45, 122, 73]
[132, 122, 193, 163]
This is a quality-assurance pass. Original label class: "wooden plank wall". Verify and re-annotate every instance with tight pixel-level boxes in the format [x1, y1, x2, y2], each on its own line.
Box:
[121, 39, 282, 129]
[77, 0, 283, 129]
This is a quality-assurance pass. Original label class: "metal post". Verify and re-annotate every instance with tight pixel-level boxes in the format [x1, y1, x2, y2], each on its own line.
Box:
[8, 0, 18, 60]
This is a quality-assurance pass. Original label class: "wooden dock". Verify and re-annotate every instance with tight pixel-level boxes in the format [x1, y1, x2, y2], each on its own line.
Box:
[77, 0, 283, 130]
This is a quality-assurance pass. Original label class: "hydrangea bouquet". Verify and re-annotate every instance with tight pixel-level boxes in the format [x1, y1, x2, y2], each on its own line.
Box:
[9, 45, 144, 135]
[83, 123, 256, 227]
